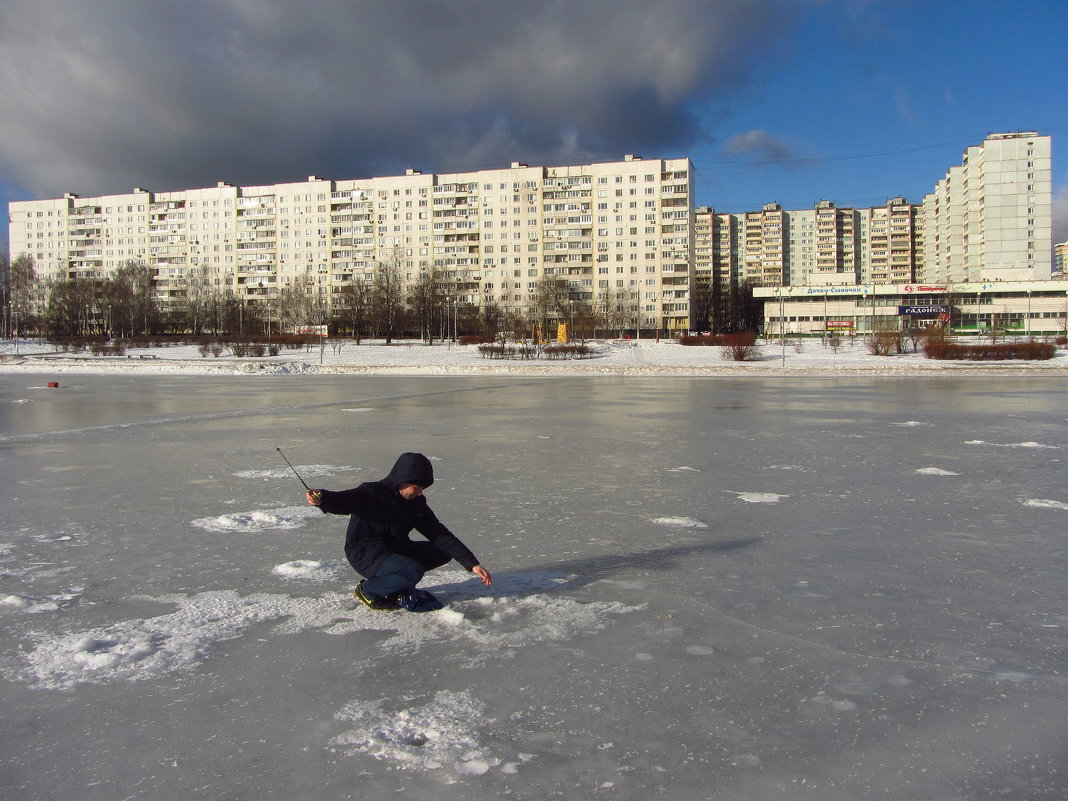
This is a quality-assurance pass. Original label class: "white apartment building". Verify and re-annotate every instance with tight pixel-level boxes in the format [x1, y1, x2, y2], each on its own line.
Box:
[921, 132, 1052, 283]
[8, 156, 695, 333]
[696, 197, 921, 292]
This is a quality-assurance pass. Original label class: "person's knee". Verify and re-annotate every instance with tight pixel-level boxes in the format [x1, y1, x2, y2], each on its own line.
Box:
[384, 557, 425, 586]
[398, 562, 425, 585]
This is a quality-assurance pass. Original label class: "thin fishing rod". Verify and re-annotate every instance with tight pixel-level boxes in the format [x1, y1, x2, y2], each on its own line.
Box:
[276, 447, 311, 491]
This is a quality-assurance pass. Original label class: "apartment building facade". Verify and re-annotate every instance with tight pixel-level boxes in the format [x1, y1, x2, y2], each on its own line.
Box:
[8, 133, 1053, 336]
[8, 156, 695, 334]
[921, 132, 1052, 283]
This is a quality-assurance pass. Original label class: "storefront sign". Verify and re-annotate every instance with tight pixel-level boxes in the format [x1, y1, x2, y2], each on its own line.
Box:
[898, 305, 950, 316]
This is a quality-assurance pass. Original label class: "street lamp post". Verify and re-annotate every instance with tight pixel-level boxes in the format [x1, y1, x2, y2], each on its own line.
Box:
[778, 287, 786, 367]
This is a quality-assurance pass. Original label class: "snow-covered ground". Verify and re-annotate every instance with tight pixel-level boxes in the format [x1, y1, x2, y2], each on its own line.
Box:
[1, 358, 1066, 799]
[2, 335, 1067, 377]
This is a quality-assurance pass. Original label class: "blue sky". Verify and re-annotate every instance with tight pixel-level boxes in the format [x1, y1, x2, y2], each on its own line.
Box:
[689, 1, 1068, 220]
[2, 0, 1066, 252]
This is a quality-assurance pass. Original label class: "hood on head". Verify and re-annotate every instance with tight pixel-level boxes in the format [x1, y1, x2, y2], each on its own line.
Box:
[382, 452, 435, 490]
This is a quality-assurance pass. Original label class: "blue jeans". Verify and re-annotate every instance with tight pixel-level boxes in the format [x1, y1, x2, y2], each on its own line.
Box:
[361, 543, 451, 598]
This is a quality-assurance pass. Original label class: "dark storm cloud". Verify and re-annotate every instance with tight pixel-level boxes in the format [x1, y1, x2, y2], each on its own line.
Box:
[0, 0, 804, 198]
[724, 129, 816, 168]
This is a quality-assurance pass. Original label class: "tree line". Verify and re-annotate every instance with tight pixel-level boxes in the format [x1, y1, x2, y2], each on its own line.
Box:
[1, 251, 761, 343]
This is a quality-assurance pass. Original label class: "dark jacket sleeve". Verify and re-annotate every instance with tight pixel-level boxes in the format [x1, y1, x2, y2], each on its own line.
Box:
[412, 503, 480, 571]
[318, 485, 379, 516]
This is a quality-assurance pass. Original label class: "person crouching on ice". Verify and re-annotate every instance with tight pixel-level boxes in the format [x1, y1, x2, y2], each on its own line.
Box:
[307, 452, 492, 612]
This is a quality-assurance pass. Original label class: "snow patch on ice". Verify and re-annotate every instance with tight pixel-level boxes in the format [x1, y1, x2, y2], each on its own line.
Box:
[727, 491, 789, 504]
[17, 571, 639, 689]
[651, 516, 708, 528]
[966, 440, 1059, 449]
[234, 465, 356, 480]
[1, 591, 80, 614]
[915, 467, 961, 476]
[320, 569, 639, 660]
[1020, 498, 1068, 511]
[892, 421, 932, 427]
[17, 590, 340, 689]
[666, 466, 700, 473]
[333, 690, 509, 775]
[272, 560, 345, 581]
[191, 504, 321, 532]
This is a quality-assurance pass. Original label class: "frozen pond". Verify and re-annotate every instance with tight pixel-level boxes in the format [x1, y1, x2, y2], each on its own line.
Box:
[1, 374, 1066, 800]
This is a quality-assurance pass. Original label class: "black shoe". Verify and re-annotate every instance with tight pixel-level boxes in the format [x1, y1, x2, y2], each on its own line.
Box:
[354, 581, 400, 611]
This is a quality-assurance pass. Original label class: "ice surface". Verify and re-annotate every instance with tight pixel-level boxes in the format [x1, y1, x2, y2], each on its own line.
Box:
[1, 372, 1066, 800]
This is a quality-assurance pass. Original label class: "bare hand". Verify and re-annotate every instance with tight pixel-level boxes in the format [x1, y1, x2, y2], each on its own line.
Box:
[306, 489, 323, 506]
[472, 564, 492, 586]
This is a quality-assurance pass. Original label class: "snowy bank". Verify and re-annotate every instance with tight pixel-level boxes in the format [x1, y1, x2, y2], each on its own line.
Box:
[2, 338, 1066, 377]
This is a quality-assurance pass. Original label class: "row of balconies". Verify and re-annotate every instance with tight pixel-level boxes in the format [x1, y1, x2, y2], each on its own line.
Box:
[331, 214, 373, 224]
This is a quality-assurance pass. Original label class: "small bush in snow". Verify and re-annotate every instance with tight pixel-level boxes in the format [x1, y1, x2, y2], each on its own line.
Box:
[866, 330, 901, 356]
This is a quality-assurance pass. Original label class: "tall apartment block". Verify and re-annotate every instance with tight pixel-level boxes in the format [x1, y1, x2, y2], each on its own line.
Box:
[921, 132, 1052, 283]
[8, 156, 694, 332]
[693, 132, 1050, 304]
[696, 196, 920, 291]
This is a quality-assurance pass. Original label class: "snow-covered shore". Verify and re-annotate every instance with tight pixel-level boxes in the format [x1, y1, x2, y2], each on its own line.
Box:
[2, 337, 1066, 377]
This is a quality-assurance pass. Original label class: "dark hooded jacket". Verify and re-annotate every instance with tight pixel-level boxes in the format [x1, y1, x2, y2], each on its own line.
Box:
[317, 452, 479, 577]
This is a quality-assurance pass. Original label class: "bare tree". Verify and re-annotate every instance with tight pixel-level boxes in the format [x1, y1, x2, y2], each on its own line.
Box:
[181, 266, 216, 335]
[0, 251, 9, 337]
[372, 246, 406, 344]
[408, 268, 446, 344]
[598, 286, 635, 338]
[10, 254, 41, 337]
[279, 274, 325, 335]
[531, 276, 570, 340]
[335, 277, 372, 343]
[45, 277, 84, 336]
[106, 260, 159, 337]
